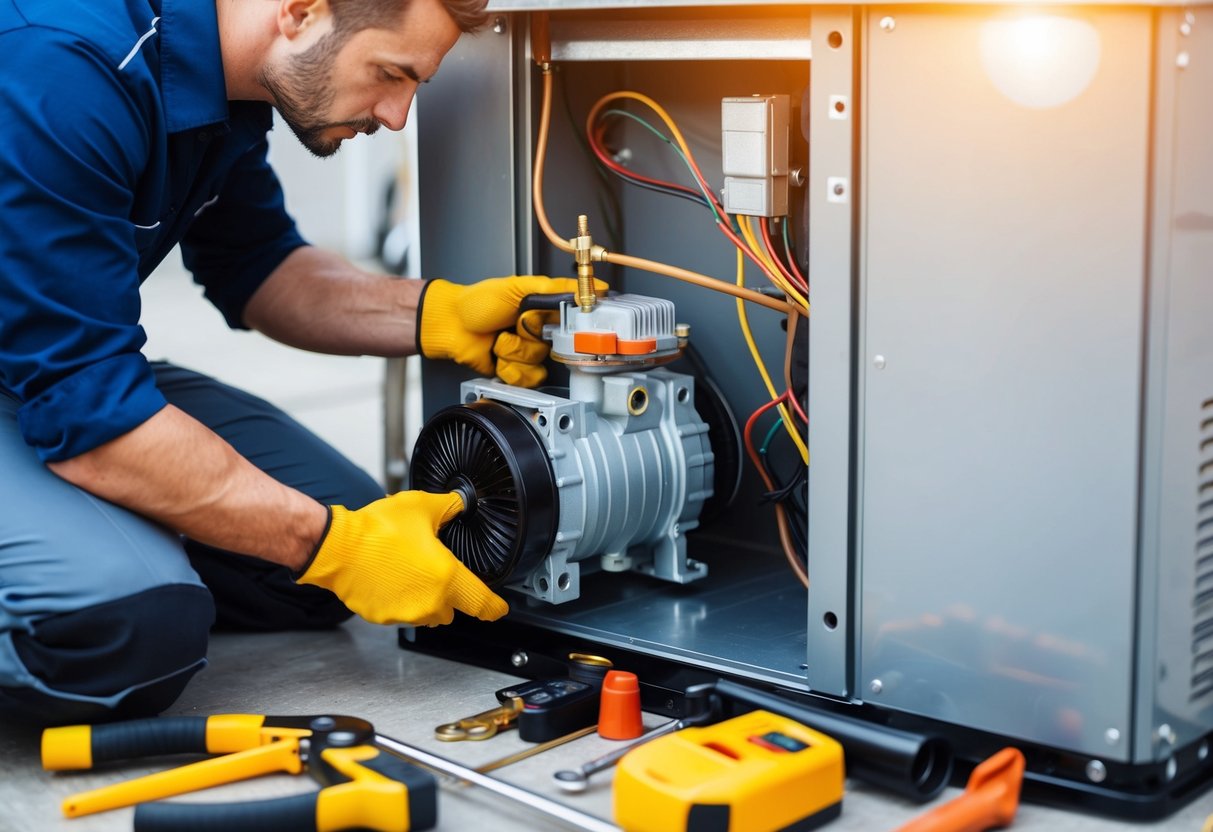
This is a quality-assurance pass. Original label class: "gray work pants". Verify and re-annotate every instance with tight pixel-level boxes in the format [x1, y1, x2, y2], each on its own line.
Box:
[0, 363, 383, 726]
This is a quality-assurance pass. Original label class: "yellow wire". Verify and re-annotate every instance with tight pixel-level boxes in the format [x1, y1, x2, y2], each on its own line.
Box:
[735, 248, 809, 464]
[736, 216, 809, 311]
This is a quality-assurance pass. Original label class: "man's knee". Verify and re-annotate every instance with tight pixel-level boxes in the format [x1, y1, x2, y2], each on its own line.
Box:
[0, 584, 214, 726]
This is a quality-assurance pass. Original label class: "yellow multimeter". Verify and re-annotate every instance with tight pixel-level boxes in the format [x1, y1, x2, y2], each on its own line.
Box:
[613, 709, 845, 832]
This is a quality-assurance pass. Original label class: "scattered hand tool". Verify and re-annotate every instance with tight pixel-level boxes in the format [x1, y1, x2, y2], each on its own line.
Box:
[612, 709, 845, 832]
[374, 730, 620, 832]
[894, 747, 1025, 832]
[435, 695, 524, 741]
[42, 714, 436, 831]
[476, 725, 599, 773]
[553, 717, 686, 793]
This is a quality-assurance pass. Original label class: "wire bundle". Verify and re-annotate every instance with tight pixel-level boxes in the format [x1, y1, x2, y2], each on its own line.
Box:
[532, 69, 809, 587]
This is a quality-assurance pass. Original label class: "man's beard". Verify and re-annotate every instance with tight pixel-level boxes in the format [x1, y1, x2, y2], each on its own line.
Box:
[259, 33, 381, 158]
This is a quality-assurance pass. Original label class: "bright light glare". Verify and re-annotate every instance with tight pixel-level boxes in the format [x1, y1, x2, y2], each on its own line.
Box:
[979, 15, 1101, 109]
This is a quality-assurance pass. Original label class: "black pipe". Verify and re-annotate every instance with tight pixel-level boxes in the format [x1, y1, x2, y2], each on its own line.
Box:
[707, 679, 952, 803]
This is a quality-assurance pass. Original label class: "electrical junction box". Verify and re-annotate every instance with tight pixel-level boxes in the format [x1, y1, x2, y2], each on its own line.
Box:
[721, 94, 790, 217]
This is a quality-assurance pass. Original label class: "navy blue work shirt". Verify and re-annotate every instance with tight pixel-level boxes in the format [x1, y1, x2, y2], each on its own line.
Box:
[0, 0, 308, 462]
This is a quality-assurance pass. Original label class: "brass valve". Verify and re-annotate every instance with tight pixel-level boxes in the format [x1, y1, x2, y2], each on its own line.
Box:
[572, 214, 599, 312]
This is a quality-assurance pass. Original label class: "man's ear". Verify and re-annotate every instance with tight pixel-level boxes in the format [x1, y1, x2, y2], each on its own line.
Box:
[277, 0, 332, 40]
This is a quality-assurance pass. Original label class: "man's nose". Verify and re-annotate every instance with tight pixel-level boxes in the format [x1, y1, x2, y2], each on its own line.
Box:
[373, 90, 415, 132]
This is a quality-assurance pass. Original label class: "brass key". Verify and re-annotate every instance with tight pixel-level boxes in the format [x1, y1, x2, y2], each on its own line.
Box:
[434, 696, 524, 742]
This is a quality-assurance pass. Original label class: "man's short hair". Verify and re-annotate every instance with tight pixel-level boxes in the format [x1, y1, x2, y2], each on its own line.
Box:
[329, 0, 490, 36]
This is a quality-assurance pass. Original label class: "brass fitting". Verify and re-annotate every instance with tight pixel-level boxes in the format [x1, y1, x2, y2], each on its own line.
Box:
[572, 214, 599, 312]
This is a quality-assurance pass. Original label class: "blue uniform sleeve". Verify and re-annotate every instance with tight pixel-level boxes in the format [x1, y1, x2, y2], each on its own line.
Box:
[0, 30, 167, 462]
[181, 123, 308, 330]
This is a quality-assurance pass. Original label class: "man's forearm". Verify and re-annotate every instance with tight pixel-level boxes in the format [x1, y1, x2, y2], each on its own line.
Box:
[47, 405, 329, 571]
[243, 246, 423, 356]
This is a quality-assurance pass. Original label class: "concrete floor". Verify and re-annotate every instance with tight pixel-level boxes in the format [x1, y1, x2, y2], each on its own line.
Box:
[1, 618, 1210, 832]
[1, 264, 1209, 830]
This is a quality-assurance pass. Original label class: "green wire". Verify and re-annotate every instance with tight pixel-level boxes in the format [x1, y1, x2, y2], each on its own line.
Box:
[760, 416, 785, 456]
[600, 108, 723, 225]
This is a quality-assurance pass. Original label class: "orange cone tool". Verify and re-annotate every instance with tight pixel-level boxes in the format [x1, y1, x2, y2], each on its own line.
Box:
[895, 747, 1025, 832]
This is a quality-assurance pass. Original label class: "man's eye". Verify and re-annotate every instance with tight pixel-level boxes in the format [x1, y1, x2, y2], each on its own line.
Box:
[379, 67, 401, 82]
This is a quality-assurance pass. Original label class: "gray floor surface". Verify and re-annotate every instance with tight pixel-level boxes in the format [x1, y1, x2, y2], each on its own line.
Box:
[1, 618, 1210, 831]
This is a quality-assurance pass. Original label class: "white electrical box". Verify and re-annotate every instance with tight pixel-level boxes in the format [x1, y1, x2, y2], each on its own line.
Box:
[721, 94, 790, 217]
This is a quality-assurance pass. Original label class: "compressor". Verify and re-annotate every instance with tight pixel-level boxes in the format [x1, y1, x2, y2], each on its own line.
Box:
[410, 291, 716, 604]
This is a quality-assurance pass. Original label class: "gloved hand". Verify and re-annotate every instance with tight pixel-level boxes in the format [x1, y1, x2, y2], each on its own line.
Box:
[417, 275, 607, 388]
[297, 491, 508, 627]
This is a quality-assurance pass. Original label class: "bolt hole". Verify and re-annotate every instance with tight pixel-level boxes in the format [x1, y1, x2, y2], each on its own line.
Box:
[557, 414, 573, 432]
[463, 392, 477, 404]
[628, 387, 648, 415]
[557, 573, 571, 591]
[828, 31, 843, 49]
[823, 612, 838, 630]
[538, 577, 550, 592]
[536, 413, 548, 429]
[676, 387, 690, 403]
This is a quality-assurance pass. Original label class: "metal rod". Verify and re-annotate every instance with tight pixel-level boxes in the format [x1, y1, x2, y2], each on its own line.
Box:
[375, 732, 620, 832]
[553, 718, 683, 792]
[477, 725, 598, 773]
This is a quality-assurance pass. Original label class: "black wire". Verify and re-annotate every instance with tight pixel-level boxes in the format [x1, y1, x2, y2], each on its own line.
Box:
[594, 159, 714, 210]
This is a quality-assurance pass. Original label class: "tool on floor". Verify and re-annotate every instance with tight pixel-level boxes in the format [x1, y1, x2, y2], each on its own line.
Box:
[612, 709, 844, 832]
[894, 747, 1025, 832]
[476, 724, 599, 773]
[435, 695, 524, 741]
[42, 713, 436, 831]
[375, 730, 620, 832]
[554, 681, 723, 794]
[597, 670, 644, 740]
[496, 676, 600, 742]
[553, 717, 685, 793]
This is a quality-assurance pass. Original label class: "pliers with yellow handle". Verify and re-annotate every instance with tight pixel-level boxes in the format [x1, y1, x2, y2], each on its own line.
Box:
[41, 713, 437, 832]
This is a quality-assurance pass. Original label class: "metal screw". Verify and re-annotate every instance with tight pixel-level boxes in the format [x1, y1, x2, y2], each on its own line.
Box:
[1180, 21, 1192, 36]
[1198, 741, 1209, 761]
[799, 663, 809, 670]
[870, 679, 884, 694]
[833, 182, 845, 196]
[1104, 728, 1121, 745]
[1085, 760, 1107, 783]
[1164, 757, 1178, 782]
[665, 699, 676, 710]
[1185, 10, 1196, 25]
[492, 16, 507, 34]
[1158, 724, 1177, 745]
[880, 16, 896, 32]
[511, 650, 529, 668]
[873, 355, 887, 370]
[675, 323, 691, 338]
[1177, 51, 1191, 69]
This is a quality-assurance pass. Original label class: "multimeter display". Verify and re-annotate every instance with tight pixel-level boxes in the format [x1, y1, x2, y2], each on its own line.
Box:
[748, 731, 810, 753]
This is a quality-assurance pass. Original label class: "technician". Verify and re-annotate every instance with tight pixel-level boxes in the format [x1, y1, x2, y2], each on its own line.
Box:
[0, 0, 574, 725]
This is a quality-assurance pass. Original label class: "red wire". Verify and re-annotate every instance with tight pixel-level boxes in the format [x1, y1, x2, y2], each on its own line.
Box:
[786, 389, 808, 426]
[743, 393, 789, 469]
[760, 217, 808, 294]
[588, 112, 791, 302]
[779, 218, 810, 291]
[588, 122, 706, 201]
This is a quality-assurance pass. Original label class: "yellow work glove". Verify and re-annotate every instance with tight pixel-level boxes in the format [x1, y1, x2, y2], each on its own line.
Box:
[417, 275, 607, 388]
[298, 491, 508, 627]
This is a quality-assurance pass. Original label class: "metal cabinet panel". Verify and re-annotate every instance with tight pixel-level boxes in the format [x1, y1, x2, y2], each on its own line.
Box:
[858, 7, 1153, 759]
